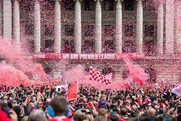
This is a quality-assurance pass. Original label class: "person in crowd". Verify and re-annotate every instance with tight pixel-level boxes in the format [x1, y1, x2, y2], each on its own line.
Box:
[98, 94, 109, 110]
[94, 108, 108, 121]
[73, 114, 89, 121]
[13, 106, 24, 121]
[119, 107, 129, 121]
[109, 114, 119, 121]
[48, 96, 73, 121]
[0, 110, 17, 121]
[28, 109, 45, 121]
[1, 83, 181, 121]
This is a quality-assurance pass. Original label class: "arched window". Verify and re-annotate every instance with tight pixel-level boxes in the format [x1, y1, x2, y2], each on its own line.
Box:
[145, 68, 157, 83]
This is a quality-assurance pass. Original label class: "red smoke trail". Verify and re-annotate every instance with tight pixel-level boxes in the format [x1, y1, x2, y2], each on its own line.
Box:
[123, 57, 148, 86]
[0, 38, 51, 86]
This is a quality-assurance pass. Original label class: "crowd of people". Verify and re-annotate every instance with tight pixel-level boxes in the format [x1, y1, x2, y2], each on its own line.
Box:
[0, 84, 181, 121]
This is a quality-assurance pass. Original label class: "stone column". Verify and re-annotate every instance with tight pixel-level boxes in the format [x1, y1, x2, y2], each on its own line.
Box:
[54, 0, 61, 53]
[95, 0, 102, 53]
[157, 1, 164, 55]
[0, 0, 3, 36]
[74, 0, 82, 53]
[34, 0, 41, 53]
[136, 0, 143, 52]
[115, 0, 123, 53]
[165, 0, 174, 54]
[3, 0, 12, 40]
[13, 0, 20, 48]
[175, 0, 181, 53]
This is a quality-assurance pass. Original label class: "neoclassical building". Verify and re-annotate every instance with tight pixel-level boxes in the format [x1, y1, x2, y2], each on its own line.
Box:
[0, 0, 181, 82]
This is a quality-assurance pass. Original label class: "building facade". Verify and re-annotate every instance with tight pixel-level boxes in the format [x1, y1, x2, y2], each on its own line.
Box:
[0, 0, 181, 82]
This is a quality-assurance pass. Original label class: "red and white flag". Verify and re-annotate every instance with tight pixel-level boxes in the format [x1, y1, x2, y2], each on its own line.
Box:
[105, 73, 113, 81]
[171, 84, 181, 96]
[89, 66, 111, 86]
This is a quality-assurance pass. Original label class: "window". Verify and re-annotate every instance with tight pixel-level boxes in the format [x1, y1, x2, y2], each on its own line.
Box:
[144, 1, 155, 11]
[45, 40, 54, 48]
[44, 25, 54, 36]
[43, 40, 54, 53]
[145, 25, 155, 37]
[63, 40, 75, 53]
[103, 40, 115, 53]
[123, 40, 136, 53]
[84, 25, 94, 37]
[143, 40, 157, 56]
[124, 0, 134, 11]
[82, 40, 94, 53]
[64, 25, 74, 36]
[25, 24, 34, 36]
[85, 0, 94, 11]
[124, 25, 135, 37]
[64, 0, 74, 11]
[104, 25, 114, 37]
[104, 0, 114, 11]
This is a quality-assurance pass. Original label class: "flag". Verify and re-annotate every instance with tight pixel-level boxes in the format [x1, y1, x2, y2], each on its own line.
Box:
[171, 84, 181, 96]
[89, 66, 111, 86]
[105, 73, 113, 81]
[55, 85, 68, 94]
[68, 80, 78, 101]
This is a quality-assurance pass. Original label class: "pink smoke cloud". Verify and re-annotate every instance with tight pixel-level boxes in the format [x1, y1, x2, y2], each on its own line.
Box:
[123, 57, 148, 85]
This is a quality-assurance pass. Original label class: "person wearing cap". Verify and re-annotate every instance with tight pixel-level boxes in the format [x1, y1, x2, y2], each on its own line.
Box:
[11, 99, 17, 108]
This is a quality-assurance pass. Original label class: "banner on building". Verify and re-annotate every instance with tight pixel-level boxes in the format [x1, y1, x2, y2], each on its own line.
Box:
[33, 53, 144, 60]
